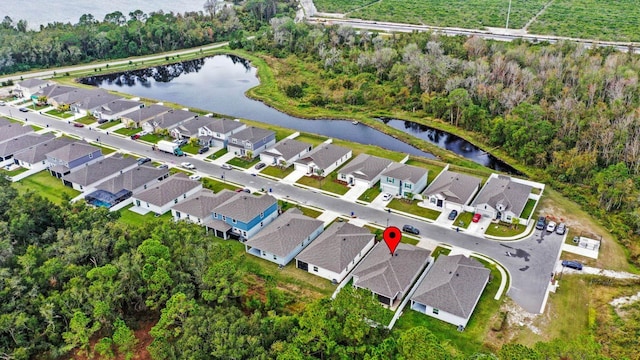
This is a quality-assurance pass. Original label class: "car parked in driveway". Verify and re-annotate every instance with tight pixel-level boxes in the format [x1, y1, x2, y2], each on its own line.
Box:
[556, 222, 566, 235]
[137, 157, 151, 165]
[130, 134, 141, 140]
[402, 224, 420, 235]
[189, 174, 201, 181]
[254, 162, 266, 170]
[73, 122, 84, 127]
[221, 164, 232, 170]
[535, 216, 546, 230]
[174, 138, 188, 146]
[156, 164, 169, 169]
[382, 193, 393, 201]
[181, 162, 196, 170]
[472, 213, 482, 223]
[562, 260, 583, 270]
[448, 209, 458, 220]
[198, 146, 209, 154]
[546, 221, 557, 233]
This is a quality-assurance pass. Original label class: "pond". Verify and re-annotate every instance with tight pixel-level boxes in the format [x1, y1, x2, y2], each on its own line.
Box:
[80, 55, 516, 172]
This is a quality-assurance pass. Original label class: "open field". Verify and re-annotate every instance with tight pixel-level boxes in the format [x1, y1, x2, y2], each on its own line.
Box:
[527, 0, 640, 42]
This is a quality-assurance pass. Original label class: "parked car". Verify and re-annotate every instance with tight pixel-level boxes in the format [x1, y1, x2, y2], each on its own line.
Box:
[402, 224, 420, 235]
[254, 162, 266, 170]
[174, 138, 188, 146]
[73, 122, 84, 127]
[181, 162, 196, 170]
[448, 209, 458, 220]
[235, 188, 244, 193]
[221, 164, 232, 170]
[561, 260, 583, 270]
[382, 193, 393, 201]
[137, 157, 151, 165]
[130, 134, 141, 140]
[556, 222, 567, 235]
[546, 221, 557, 233]
[156, 164, 169, 169]
[19, 107, 28, 112]
[198, 146, 210, 154]
[472, 213, 482, 223]
[189, 174, 201, 181]
[97, 118, 108, 124]
[0, 101, 6, 106]
[535, 216, 546, 230]
[242, 188, 251, 193]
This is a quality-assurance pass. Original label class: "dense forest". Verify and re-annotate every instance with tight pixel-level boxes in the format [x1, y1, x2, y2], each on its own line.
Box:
[236, 19, 640, 265]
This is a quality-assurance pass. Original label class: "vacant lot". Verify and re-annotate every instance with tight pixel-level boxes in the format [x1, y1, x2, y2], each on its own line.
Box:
[527, 0, 640, 41]
[314, 0, 378, 13]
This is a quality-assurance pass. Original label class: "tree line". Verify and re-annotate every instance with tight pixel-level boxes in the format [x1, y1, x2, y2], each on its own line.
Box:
[237, 19, 640, 265]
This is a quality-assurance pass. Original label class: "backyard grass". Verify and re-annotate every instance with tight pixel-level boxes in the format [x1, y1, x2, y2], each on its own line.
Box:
[228, 156, 261, 169]
[357, 182, 381, 202]
[296, 174, 349, 195]
[45, 109, 74, 118]
[117, 204, 173, 226]
[405, 158, 445, 185]
[484, 221, 527, 238]
[521, 198, 536, 220]
[292, 133, 329, 146]
[0, 166, 28, 177]
[388, 199, 441, 220]
[13, 170, 80, 205]
[261, 165, 295, 179]
[98, 120, 121, 130]
[209, 147, 228, 160]
[394, 260, 503, 355]
[76, 115, 97, 125]
[202, 177, 241, 192]
[115, 127, 142, 136]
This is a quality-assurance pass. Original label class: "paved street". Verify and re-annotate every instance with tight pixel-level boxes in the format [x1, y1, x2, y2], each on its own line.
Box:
[0, 106, 564, 314]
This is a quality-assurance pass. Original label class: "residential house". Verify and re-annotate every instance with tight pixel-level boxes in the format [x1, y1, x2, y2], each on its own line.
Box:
[208, 192, 279, 239]
[73, 91, 122, 116]
[0, 133, 56, 166]
[471, 174, 532, 222]
[141, 108, 198, 134]
[380, 163, 428, 198]
[337, 154, 394, 187]
[46, 142, 103, 178]
[87, 165, 170, 208]
[92, 99, 144, 122]
[13, 137, 75, 171]
[352, 242, 431, 306]
[293, 143, 352, 177]
[227, 126, 276, 158]
[296, 222, 375, 283]
[0, 123, 33, 144]
[120, 104, 171, 128]
[171, 117, 246, 147]
[132, 173, 202, 215]
[48, 88, 100, 111]
[171, 189, 235, 226]
[422, 169, 482, 211]
[259, 138, 313, 168]
[32, 84, 77, 104]
[13, 78, 54, 99]
[61, 153, 138, 191]
[244, 208, 324, 266]
[410, 255, 490, 329]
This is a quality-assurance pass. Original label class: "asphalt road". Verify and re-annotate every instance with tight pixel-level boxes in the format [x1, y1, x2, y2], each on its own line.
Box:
[1, 106, 564, 314]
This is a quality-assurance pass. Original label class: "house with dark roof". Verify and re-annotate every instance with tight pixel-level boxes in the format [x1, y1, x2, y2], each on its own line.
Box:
[259, 138, 313, 168]
[48, 88, 100, 110]
[227, 126, 276, 158]
[171, 188, 235, 225]
[131, 173, 202, 215]
[293, 143, 353, 177]
[92, 99, 144, 121]
[337, 154, 394, 187]
[120, 104, 171, 128]
[296, 222, 375, 283]
[0, 133, 56, 165]
[410, 255, 490, 329]
[380, 163, 428, 198]
[422, 168, 482, 211]
[46, 142, 103, 178]
[208, 192, 279, 239]
[352, 242, 431, 306]
[13, 137, 75, 171]
[171, 117, 247, 147]
[89, 165, 170, 209]
[0, 123, 33, 144]
[61, 154, 138, 191]
[13, 78, 54, 98]
[73, 91, 122, 116]
[471, 174, 532, 222]
[245, 208, 324, 266]
[32, 84, 77, 103]
[141, 108, 198, 133]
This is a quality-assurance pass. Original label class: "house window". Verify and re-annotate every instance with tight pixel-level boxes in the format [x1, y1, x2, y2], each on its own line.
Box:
[260, 212, 264, 219]
[313, 266, 318, 272]
[79, 185, 83, 190]
[222, 216, 226, 221]
[387, 177, 395, 183]
[183, 194, 186, 199]
[186, 214, 190, 219]
[174, 199, 178, 204]
[176, 212, 181, 218]
[232, 218, 237, 224]
[430, 198, 436, 204]
[404, 183, 412, 189]
[146, 202, 150, 208]
[433, 308, 439, 315]
[144, 184, 147, 189]
[262, 251, 266, 256]
[232, 139, 237, 144]
[243, 231, 247, 237]
[136, 200, 140, 206]
[260, 221, 263, 227]
[89, 153, 93, 159]
[273, 255, 277, 260]
[340, 174, 346, 179]
[506, 215, 512, 221]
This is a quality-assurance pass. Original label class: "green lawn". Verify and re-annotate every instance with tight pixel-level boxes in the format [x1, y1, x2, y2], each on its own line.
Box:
[405, 158, 445, 185]
[293, 133, 329, 146]
[115, 127, 142, 136]
[484, 221, 527, 237]
[455, 212, 474, 229]
[139, 133, 165, 143]
[98, 120, 121, 130]
[296, 174, 350, 195]
[297, 206, 323, 218]
[13, 171, 80, 205]
[357, 182, 381, 202]
[388, 199, 441, 220]
[202, 177, 241, 192]
[31, 125, 43, 131]
[227, 156, 261, 169]
[0, 166, 28, 177]
[521, 198, 536, 219]
[261, 165, 295, 179]
[93, 144, 117, 155]
[117, 204, 173, 226]
[76, 115, 97, 125]
[209, 147, 228, 160]
[181, 143, 200, 155]
[45, 109, 74, 118]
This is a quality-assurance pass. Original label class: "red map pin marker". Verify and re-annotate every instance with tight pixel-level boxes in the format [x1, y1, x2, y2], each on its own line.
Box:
[383, 226, 402, 255]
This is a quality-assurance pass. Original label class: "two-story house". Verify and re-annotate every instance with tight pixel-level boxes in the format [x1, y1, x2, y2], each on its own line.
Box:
[13, 78, 54, 99]
[207, 191, 278, 240]
[259, 139, 313, 168]
[172, 189, 235, 226]
[32, 84, 77, 104]
[293, 143, 352, 177]
[227, 126, 276, 158]
[0, 133, 56, 167]
[46, 142, 103, 178]
[13, 137, 75, 171]
[380, 163, 429, 198]
[131, 173, 202, 215]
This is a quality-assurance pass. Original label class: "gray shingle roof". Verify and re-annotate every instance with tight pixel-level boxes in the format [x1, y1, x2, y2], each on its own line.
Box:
[296, 222, 373, 273]
[96, 99, 143, 116]
[124, 104, 171, 123]
[76, 91, 122, 111]
[50, 88, 99, 105]
[0, 123, 33, 143]
[352, 242, 431, 299]
[228, 126, 274, 144]
[134, 173, 201, 206]
[471, 175, 531, 216]
[0, 133, 56, 157]
[261, 139, 313, 160]
[411, 255, 490, 319]
[16, 78, 51, 89]
[213, 192, 277, 223]
[34, 84, 76, 99]
[61, 154, 137, 186]
[0, 118, 11, 127]
[206, 118, 245, 134]
[46, 142, 101, 162]
[422, 170, 482, 204]
[149, 109, 198, 129]
[14, 137, 76, 164]
[381, 163, 428, 184]
[295, 143, 351, 170]
[338, 154, 394, 182]
[95, 165, 169, 193]
[172, 189, 236, 219]
[245, 208, 324, 258]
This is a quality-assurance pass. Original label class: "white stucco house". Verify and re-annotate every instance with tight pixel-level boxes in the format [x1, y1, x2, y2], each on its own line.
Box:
[380, 163, 428, 198]
[471, 174, 538, 223]
[131, 173, 202, 215]
[337, 153, 394, 187]
[422, 167, 482, 211]
[293, 143, 352, 177]
[259, 139, 313, 168]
